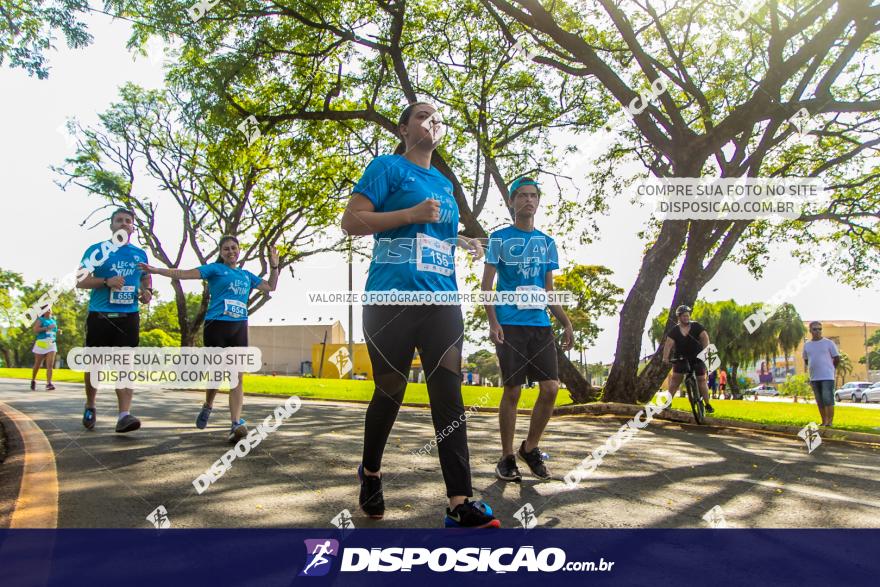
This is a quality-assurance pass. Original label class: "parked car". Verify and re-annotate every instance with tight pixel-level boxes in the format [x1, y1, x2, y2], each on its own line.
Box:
[747, 384, 778, 397]
[835, 381, 873, 402]
[855, 382, 880, 403]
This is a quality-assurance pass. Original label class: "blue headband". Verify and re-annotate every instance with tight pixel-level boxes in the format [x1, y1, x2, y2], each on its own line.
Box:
[509, 177, 539, 196]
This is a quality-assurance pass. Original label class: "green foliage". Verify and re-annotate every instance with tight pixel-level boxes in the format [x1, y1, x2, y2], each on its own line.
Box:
[139, 328, 180, 347]
[0, 271, 88, 367]
[0, 0, 92, 79]
[142, 293, 202, 342]
[836, 351, 854, 386]
[466, 349, 500, 383]
[651, 300, 805, 376]
[778, 373, 811, 400]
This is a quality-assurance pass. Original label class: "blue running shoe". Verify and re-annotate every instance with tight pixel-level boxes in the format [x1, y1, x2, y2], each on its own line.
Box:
[196, 405, 213, 429]
[82, 406, 96, 430]
[444, 499, 500, 528]
[227, 418, 247, 443]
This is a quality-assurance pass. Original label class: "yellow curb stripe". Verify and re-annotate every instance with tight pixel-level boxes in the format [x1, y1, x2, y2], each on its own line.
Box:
[0, 401, 58, 528]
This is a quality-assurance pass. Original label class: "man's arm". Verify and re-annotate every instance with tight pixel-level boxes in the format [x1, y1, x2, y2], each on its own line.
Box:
[699, 330, 710, 349]
[481, 264, 503, 345]
[545, 271, 573, 351]
[139, 271, 153, 304]
[76, 273, 123, 290]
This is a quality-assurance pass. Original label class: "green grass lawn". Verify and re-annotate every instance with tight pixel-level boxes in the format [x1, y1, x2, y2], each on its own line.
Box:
[4, 368, 878, 434]
[0, 368, 566, 409]
[670, 397, 880, 435]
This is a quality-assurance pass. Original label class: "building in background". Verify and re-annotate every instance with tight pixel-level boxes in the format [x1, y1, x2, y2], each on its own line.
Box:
[790, 320, 880, 382]
[248, 319, 425, 381]
[249, 321, 345, 375]
[310, 343, 423, 381]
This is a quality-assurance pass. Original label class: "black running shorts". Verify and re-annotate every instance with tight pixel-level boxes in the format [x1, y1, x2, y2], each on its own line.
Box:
[85, 312, 140, 347]
[496, 325, 559, 386]
[672, 357, 707, 376]
[203, 320, 249, 348]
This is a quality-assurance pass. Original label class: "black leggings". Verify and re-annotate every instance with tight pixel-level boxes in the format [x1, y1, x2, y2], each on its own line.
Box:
[362, 304, 471, 498]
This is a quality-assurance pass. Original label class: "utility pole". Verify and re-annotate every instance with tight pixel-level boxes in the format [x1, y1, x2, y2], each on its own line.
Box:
[348, 236, 354, 379]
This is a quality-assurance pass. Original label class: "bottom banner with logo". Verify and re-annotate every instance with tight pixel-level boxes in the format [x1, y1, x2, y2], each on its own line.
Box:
[0, 529, 875, 585]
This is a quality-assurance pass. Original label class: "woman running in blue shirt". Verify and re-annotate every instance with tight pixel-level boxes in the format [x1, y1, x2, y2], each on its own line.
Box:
[342, 102, 499, 528]
[140, 238, 279, 443]
[31, 309, 59, 391]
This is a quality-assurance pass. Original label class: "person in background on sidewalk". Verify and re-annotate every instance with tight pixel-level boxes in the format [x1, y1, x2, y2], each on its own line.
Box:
[76, 208, 151, 433]
[139, 238, 279, 443]
[30, 308, 59, 391]
[803, 321, 840, 427]
[483, 176, 574, 483]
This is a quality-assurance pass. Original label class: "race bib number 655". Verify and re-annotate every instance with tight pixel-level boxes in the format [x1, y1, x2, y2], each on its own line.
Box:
[109, 286, 136, 305]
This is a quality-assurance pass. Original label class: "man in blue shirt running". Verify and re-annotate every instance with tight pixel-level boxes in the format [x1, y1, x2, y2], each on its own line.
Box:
[482, 177, 574, 482]
[76, 208, 152, 433]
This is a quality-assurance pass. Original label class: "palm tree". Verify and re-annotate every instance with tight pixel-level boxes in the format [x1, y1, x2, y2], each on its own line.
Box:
[836, 351, 854, 387]
[775, 304, 806, 378]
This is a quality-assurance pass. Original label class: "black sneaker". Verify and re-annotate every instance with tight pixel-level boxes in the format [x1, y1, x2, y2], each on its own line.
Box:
[115, 414, 141, 433]
[705, 403, 715, 414]
[495, 455, 522, 482]
[30, 380, 36, 391]
[517, 441, 551, 480]
[82, 406, 97, 430]
[444, 499, 501, 528]
[357, 464, 385, 519]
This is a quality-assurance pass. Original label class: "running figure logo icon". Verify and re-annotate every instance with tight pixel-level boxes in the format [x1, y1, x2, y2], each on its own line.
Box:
[299, 539, 340, 577]
[698, 343, 721, 372]
[331, 509, 355, 531]
[798, 422, 822, 453]
[146, 505, 171, 529]
[702, 505, 728, 528]
[514, 502, 538, 529]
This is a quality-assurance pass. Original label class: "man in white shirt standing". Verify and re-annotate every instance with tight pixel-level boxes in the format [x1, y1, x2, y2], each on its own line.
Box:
[802, 321, 840, 427]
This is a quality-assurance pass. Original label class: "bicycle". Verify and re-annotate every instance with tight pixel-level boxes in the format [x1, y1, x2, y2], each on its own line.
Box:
[672, 357, 706, 425]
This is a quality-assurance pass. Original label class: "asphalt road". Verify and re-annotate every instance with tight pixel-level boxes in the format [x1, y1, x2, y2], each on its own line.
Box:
[2, 378, 879, 529]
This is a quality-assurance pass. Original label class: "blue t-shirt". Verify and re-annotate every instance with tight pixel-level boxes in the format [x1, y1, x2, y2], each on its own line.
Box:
[353, 155, 460, 293]
[487, 225, 559, 327]
[36, 317, 57, 341]
[198, 263, 263, 322]
[81, 242, 148, 313]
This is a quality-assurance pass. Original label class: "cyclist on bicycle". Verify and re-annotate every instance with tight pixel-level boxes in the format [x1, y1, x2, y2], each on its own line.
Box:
[661, 305, 714, 414]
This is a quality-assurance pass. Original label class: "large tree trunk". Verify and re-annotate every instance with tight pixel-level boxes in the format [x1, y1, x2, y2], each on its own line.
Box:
[729, 363, 740, 395]
[175, 280, 209, 346]
[0, 347, 12, 369]
[557, 342, 599, 403]
[602, 221, 689, 403]
[633, 223, 719, 402]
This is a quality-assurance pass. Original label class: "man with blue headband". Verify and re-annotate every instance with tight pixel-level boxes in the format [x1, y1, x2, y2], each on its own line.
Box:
[481, 177, 574, 482]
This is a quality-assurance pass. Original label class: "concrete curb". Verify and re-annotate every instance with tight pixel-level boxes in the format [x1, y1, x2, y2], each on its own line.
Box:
[0, 401, 58, 528]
